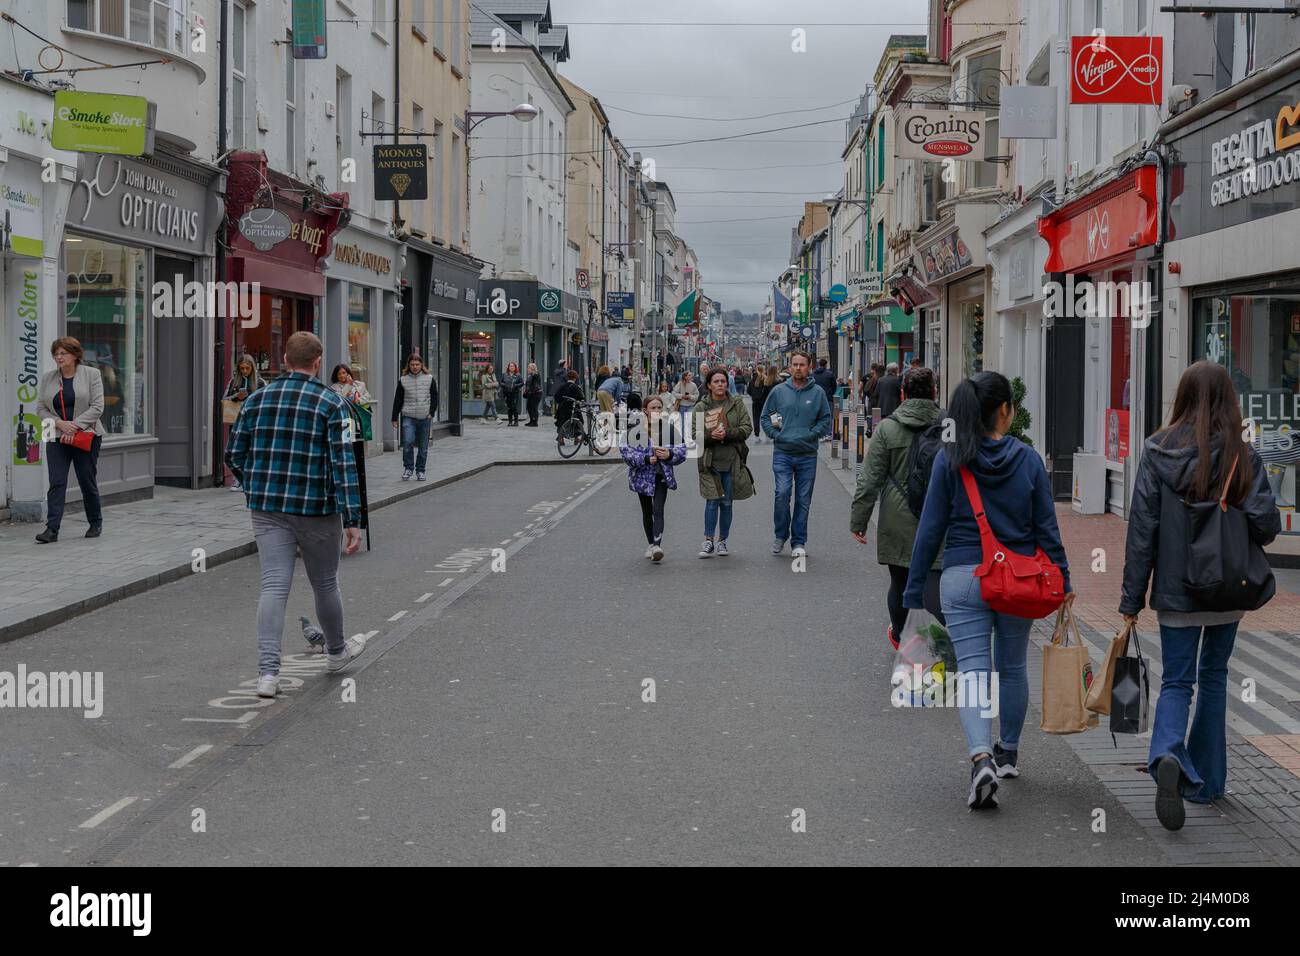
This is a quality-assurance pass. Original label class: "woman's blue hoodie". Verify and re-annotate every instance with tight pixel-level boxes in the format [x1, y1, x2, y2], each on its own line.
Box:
[903, 435, 1070, 608]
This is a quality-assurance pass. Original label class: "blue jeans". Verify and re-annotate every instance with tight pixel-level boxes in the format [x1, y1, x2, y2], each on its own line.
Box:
[703, 468, 734, 539]
[939, 564, 1034, 758]
[772, 451, 817, 547]
[1149, 622, 1239, 803]
[400, 415, 431, 471]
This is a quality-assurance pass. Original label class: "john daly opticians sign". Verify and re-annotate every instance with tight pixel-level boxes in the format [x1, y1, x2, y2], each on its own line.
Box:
[898, 109, 986, 160]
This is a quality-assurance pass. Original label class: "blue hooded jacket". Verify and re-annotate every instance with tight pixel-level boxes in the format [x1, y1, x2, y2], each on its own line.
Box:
[760, 377, 832, 455]
[903, 435, 1070, 607]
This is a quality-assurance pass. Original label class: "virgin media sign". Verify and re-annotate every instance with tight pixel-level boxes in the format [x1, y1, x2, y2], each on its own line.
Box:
[1070, 36, 1163, 105]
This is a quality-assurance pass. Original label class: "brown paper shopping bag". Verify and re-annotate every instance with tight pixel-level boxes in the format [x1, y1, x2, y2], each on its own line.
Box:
[1040, 604, 1100, 735]
[1085, 621, 1133, 716]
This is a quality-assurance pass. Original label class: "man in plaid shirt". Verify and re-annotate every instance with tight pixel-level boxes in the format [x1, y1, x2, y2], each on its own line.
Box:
[226, 332, 365, 698]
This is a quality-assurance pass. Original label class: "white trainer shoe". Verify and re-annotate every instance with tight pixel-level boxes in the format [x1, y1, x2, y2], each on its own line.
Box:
[791, 546, 807, 558]
[651, 543, 664, 562]
[326, 636, 367, 673]
[256, 675, 279, 698]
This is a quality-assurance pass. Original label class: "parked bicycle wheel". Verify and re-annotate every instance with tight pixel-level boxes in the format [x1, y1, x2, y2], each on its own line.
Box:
[557, 419, 584, 458]
[590, 412, 614, 455]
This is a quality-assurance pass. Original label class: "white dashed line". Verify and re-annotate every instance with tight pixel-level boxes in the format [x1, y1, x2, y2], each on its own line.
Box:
[439, 578, 455, 587]
[355, 630, 379, 644]
[499, 539, 512, 546]
[388, 610, 408, 622]
[168, 744, 212, 769]
[512, 531, 524, 537]
[416, 592, 434, 603]
[78, 796, 137, 829]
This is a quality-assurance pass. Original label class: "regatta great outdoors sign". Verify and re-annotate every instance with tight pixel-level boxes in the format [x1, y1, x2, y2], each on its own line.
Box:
[898, 109, 986, 160]
[52, 91, 150, 156]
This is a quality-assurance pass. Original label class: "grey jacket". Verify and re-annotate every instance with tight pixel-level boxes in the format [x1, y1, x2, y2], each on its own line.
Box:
[37, 364, 106, 437]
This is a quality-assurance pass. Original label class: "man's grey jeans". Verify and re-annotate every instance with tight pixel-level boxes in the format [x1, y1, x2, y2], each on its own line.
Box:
[251, 511, 347, 676]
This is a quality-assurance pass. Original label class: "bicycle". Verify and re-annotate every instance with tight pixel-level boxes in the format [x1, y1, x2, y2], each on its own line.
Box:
[556, 398, 613, 458]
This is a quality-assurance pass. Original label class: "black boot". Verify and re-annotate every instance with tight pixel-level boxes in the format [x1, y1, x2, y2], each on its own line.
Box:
[35, 527, 58, 544]
[86, 523, 103, 539]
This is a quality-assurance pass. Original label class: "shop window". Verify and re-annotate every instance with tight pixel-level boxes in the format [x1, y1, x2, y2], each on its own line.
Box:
[347, 285, 372, 384]
[462, 326, 495, 402]
[1194, 291, 1300, 517]
[961, 300, 985, 379]
[237, 294, 315, 378]
[64, 235, 148, 437]
[1108, 271, 1134, 457]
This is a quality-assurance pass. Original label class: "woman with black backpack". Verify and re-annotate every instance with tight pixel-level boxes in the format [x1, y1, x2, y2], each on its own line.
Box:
[1120, 361, 1279, 831]
[905, 371, 1072, 811]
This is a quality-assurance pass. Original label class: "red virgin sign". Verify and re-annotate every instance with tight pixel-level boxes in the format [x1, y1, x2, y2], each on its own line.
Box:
[1070, 36, 1163, 105]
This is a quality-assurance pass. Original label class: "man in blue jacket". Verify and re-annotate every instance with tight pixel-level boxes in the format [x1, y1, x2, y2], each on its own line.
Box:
[760, 350, 832, 557]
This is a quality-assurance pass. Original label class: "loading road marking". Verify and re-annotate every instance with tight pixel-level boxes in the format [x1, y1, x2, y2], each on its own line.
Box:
[79, 796, 137, 829]
[168, 744, 212, 769]
[183, 712, 259, 725]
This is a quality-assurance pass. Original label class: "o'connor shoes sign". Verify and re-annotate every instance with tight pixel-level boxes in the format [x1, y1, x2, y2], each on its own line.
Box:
[51, 91, 151, 156]
[1208, 97, 1300, 206]
[898, 109, 986, 160]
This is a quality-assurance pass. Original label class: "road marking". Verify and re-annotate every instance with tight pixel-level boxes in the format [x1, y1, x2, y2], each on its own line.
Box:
[388, 610, 408, 622]
[512, 531, 524, 537]
[439, 578, 455, 587]
[183, 712, 259, 724]
[78, 796, 137, 829]
[168, 744, 212, 769]
[355, 630, 379, 644]
[499, 539, 512, 545]
[416, 592, 434, 603]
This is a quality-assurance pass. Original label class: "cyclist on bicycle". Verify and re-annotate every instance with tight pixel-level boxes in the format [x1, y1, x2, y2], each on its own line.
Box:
[554, 370, 585, 442]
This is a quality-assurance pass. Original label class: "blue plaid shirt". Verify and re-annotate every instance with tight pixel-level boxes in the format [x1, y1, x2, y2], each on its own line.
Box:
[225, 372, 361, 528]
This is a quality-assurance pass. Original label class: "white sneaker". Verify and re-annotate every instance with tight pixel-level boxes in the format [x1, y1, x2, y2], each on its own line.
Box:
[401, 469, 413, 481]
[698, 539, 715, 558]
[715, 540, 729, 557]
[651, 543, 664, 562]
[326, 636, 367, 673]
[645, 545, 655, 559]
[416, 471, 426, 481]
[791, 546, 807, 558]
[256, 675, 279, 698]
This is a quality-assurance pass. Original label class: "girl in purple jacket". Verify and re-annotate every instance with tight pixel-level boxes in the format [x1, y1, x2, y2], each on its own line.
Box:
[620, 394, 688, 562]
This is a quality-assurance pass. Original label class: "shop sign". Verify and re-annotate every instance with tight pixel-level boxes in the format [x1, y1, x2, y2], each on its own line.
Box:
[898, 109, 986, 160]
[373, 144, 427, 201]
[849, 273, 883, 297]
[291, 0, 328, 59]
[238, 208, 293, 251]
[1106, 408, 1130, 460]
[11, 265, 42, 468]
[538, 288, 562, 313]
[1070, 36, 1162, 106]
[52, 91, 151, 156]
[68, 155, 210, 255]
[1, 161, 44, 257]
[606, 291, 635, 325]
[478, 286, 522, 317]
[1038, 165, 1158, 273]
[332, 241, 393, 276]
[1208, 95, 1300, 207]
[917, 231, 974, 284]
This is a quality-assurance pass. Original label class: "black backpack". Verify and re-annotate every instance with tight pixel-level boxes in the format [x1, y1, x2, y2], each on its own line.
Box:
[889, 415, 946, 518]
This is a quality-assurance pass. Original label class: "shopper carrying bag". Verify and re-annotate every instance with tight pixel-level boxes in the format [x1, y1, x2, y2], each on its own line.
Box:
[1109, 627, 1150, 737]
[1119, 361, 1280, 831]
[1086, 620, 1135, 716]
[1039, 604, 1098, 735]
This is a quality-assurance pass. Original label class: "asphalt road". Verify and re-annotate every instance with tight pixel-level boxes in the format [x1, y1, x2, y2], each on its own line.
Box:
[0, 450, 1168, 865]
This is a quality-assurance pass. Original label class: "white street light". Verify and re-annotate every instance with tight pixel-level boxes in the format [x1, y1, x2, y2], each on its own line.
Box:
[511, 104, 540, 123]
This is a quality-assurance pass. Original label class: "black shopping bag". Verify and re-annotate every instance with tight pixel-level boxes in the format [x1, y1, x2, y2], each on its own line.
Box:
[1109, 626, 1150, 736]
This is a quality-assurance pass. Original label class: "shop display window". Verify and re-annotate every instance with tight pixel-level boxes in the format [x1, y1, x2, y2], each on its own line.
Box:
[462, 326, 495, 401]
[347, 285, 371, 385]
[64, 234, 148, 437]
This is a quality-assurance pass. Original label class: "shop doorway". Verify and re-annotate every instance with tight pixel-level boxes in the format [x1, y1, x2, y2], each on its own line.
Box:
[155, 255, 196, 486]
[1045, 310, 1086, 499]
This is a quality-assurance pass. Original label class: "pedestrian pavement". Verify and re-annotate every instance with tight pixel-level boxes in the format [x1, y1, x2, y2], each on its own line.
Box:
[819, 437, 1300, 865]
[0, 420, 584, 643]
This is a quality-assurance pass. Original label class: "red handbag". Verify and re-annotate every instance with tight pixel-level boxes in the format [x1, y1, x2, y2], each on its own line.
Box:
[959, 466, 1066, 619]
[57, 387, 95, 452]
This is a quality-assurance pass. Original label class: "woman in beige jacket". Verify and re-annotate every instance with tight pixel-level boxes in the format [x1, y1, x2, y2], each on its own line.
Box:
[34, 336, 106, 543]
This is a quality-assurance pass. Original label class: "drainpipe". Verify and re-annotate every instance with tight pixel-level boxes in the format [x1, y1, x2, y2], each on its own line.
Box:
[1055, 0, 1071, 206]
[213, 0, 229, 486]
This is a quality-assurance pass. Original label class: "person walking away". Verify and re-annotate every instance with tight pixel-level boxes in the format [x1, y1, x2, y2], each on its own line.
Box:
[904, 371, 1072, 810]
[672, 370, 699, 433]
[554, 370, 585, 443]
[34, 337, 106, 543]
[760, 351, 831, 558]
[391, 353, 437, 481]
[549, 359, 570, 416]
[225, 331, 365, 698]
[223, 353, 263, 490]
[813, 358, 838, 440]
[876, 362, 903, 420]
[851, 366, 946, 648]
[596, 365, 625, 416]
[480, 366, 500, 421]
[747, 366, 774, 444]
[1119, 361, 1279, 831]
[620, 394, 688, 562]
[524, 362, 544, 426]
[696, 368, 754, 557]
[499, 362, 524, 426]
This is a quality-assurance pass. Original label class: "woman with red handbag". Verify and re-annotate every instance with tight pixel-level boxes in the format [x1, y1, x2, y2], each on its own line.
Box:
[904, 371, 1072, 810]
[34, 337, 106, 544]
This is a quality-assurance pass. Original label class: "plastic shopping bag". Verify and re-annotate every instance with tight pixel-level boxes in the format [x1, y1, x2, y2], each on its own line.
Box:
[890, 610, 958, 709]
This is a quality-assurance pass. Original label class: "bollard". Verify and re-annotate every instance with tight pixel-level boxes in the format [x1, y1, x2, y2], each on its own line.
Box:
[831, 397, 840, 458]
[840, 408, 850, 469]
[856, 414, 865, 474]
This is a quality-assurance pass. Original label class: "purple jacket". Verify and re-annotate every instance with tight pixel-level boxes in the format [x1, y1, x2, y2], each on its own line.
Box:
[620, 438, 688, 495]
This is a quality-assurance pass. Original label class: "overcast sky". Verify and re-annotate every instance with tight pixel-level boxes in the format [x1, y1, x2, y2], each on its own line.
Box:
[553, 0, 931, 313]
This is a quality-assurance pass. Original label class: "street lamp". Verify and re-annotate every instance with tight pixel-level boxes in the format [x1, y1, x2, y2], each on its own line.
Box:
[464, 103, 539, 134]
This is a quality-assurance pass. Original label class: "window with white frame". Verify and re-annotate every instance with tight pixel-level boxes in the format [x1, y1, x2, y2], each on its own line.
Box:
[966, 49, 1001, 189]
[68, 0, 190, 53]
[451, 131, 462, 245]
[285, 34, 298, 174]
[231, 1, 248, 148]
[434, 0, 445, 52]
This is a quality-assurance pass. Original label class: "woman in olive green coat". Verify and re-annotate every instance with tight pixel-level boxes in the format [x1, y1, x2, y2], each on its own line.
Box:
[849, 366, 945, 648]
[695, 367, 753, 558]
